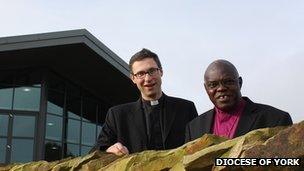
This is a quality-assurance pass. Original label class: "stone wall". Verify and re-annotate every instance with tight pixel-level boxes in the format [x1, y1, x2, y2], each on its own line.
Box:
[1, 121, 303, 171]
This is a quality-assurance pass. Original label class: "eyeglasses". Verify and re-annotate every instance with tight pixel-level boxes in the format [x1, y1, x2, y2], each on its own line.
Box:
[205, 78, 239, 89]
[132, 68, 160, 79]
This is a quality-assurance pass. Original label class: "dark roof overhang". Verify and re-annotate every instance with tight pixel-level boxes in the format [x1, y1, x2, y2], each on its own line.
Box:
[0, 29, 139, 105]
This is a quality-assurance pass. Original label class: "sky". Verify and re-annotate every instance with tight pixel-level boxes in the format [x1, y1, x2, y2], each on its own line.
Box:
[1, 1, 303, 122]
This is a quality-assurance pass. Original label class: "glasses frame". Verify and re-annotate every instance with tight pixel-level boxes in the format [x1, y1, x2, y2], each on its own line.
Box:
[132, 68, 161, 79]
[205, 77, 240, 90]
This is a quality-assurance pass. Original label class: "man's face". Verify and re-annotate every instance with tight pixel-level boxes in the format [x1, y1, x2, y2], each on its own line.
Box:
[204, 65, 242, 112]
[131, 58, 163, 100]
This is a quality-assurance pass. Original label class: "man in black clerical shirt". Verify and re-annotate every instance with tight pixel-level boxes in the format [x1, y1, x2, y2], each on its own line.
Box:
[142, 96, 164, 150]
[92, 48, 198, 155]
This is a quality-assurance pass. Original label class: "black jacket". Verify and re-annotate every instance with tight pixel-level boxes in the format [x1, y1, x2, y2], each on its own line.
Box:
[185, 97, 293, 142]
[92, 94, 198, 153]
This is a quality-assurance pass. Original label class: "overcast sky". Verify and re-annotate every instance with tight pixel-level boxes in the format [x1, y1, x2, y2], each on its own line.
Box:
[1, 1, 303, 122]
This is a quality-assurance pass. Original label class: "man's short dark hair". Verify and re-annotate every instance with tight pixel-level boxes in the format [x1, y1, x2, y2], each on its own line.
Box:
[129, 48, 162, 73]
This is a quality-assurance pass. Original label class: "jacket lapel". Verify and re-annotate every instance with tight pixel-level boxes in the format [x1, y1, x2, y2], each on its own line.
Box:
[130, 99, 148, 144]
[203, 109, 215, 134]
[162, 95, 176, 141]
[234, 97, 259, 137]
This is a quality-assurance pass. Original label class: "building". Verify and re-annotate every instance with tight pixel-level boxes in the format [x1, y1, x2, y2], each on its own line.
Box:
[0, 29, 139, 164]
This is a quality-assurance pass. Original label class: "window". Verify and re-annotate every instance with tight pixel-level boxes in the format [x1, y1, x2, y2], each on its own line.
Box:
[11, 138, 34, 163]
[45, 114, 63, 141]
[13, 87, 41, 111]
[67, 119, 80, 144]
[0, 115, 8, 136]
[0, 138, 6, 163]
[81, 98, 97, 148]
[81, 122, 96, 146]
[0, 86, 13, 110]
[12, 115, 35, 137]
[44, 73, 110, 161]
[47, 101, 64, 116]
[81, 145, 92, 156]
[67, 143, 79, 157]
[10, 115, 36, 163]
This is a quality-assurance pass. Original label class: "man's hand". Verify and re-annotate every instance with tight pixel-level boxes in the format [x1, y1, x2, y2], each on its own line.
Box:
[106, 142, 129, 156]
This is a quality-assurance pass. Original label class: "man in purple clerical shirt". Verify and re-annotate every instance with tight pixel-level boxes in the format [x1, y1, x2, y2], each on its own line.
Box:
[185, 59, 293, 141]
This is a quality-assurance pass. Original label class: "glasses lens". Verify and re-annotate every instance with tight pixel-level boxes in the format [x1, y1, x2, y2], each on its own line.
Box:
[135, 71, 145, 79]
[223, 79, 236, 86]
[148, 68, 158, 76]
[206, 79, 237, 89]
[206, 82, 219, 89]
[134, 68, 159, 79]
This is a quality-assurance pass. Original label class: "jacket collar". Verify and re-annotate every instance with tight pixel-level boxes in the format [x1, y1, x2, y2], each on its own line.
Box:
[204, 109, 215, 134]
[161, 94, 177, 141]
[130, 98, 148, 145]
[234, 97, 259, 137]
[206, 97, 260, 137]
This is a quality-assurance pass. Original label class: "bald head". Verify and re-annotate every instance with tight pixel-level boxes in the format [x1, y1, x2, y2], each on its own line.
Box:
[204, 59, 242, 112]
[204, 59, 239, 82]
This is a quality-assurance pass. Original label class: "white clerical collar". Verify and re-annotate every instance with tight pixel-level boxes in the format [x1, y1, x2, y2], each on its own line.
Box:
[150, 100, 159, 106]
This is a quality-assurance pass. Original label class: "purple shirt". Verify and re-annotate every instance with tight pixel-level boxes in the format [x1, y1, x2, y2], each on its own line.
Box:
[212, 99, 246, 139]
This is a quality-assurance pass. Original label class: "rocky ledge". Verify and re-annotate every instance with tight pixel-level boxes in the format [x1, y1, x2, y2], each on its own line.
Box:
[1, 121, 303, 171]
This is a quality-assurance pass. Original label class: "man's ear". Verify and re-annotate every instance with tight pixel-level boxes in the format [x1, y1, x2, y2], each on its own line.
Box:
[203, 82, 208, 92]
[238, 77, 243, 88]
[130, 74, 136, 84]
[159, 69, 163, 77]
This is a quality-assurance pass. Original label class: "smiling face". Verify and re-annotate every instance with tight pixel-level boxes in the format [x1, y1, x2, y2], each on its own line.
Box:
[131, 58, 163, 101]
[204, 60, 242, 112]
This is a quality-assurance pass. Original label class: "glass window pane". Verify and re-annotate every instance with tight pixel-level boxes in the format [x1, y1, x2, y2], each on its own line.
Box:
[11, 138, 34, 163]
[47, 90, 64, 116]
[0, 86, 13, 109]
[82, 117, 90, 122]
[0, 138, 6, 163]
[67, 119, 80, 143]
[46, 114, 62, 141]
[44, 140, 62, 162]
[68, 111, 81, 120]
[82, 122, 96, 146]
[13, 87, 41, 111]
[47, 102, 63, 116]
[81, 145, 92, 156]
[66, 143, 79, 157]
[12, 115, 35, 137]
[0, 115, 8, 136]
